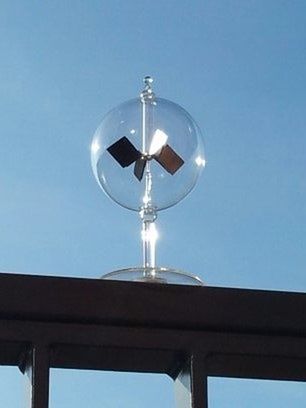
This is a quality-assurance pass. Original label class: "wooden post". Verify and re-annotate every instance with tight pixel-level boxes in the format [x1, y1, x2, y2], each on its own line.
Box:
[25, 345, 50, 408]
[174, 355, 207, 408]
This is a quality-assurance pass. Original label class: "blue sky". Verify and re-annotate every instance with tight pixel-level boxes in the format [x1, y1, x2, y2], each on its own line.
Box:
[0, 0, 306, 406]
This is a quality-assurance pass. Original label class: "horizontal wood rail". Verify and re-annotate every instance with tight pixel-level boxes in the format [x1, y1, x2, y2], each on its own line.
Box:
[0, 272, 306, 407]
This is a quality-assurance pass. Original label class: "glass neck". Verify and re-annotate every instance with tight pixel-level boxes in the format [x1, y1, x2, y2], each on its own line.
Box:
[139, 207, 157, 269]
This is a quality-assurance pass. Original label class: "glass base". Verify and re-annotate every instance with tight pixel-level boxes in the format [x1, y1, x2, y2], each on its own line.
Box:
[101, 267, 204, 286]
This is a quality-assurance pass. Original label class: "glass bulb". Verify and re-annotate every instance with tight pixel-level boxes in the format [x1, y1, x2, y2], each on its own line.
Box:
[91, 97, 205, 211]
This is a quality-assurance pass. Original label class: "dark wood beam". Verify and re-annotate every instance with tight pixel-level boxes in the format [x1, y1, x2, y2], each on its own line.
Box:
[1, 272, 306, 388]
[0, 272, 306, 337]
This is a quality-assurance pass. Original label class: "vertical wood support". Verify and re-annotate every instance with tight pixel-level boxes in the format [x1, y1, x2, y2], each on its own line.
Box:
[25, 344, 50, 408]
[174, 355, 207, 408]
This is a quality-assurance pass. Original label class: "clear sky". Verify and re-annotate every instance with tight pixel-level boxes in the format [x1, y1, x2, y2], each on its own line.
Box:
[0, 0, 306, 406]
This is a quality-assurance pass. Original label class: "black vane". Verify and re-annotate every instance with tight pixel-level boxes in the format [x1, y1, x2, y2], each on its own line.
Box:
[134, 157, 147, 181]
[107, 137, 184, 181]
[107, 137, 141, 167]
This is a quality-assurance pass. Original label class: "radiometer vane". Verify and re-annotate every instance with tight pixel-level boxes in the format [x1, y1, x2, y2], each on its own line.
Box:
[107, 136, 184, 181]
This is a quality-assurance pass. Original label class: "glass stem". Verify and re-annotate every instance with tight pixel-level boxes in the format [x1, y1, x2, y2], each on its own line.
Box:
[140, 76, 157, 278]
[142, 219, 156, 268]
[139, 206, 157, 277]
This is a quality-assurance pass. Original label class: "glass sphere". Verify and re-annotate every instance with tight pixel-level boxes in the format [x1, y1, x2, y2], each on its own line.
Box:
[91, 97, 205, 211]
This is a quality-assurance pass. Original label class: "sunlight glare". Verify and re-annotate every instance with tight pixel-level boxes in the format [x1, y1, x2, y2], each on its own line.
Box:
[149, 129, 168, 155]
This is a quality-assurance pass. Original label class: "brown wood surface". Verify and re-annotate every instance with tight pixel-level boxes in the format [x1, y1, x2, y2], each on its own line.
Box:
[0, 272, 305, 336]
[1, 272, 306, 407]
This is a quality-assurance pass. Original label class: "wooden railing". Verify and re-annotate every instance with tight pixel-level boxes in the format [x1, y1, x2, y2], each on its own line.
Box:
[0, 272, 306, 407]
